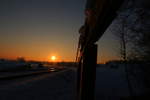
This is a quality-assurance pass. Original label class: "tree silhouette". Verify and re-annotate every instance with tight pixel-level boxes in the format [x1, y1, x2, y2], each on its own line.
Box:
[128, 7, 150, 61]
[112, 14, 129, 61]
[112, 0, 150, 61]
[17, 57, 26, 63]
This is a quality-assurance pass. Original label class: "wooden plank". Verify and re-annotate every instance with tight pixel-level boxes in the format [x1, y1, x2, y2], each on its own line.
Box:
[83, 0, 124, 45]
[78, 44, 97, 100]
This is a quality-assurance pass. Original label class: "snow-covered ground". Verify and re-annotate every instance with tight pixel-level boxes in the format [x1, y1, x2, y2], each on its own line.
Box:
[0, 69, 77, 100]
[0, 66, 145, 100]
[95, 67, 130, 100]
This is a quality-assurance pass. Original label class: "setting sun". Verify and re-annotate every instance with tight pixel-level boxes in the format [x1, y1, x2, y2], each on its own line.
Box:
[51, 56, 56, 61]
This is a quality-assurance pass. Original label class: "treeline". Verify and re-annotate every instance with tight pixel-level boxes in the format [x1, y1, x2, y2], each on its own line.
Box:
[112, 0, 150, 62]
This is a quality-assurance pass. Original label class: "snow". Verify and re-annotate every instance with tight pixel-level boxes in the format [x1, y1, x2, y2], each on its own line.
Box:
[95, 67, 130, 100]
[0, 66, 145, 100]
[0, 69, 77, 100]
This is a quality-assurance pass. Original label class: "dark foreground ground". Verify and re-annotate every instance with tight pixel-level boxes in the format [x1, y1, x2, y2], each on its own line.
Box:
[0, 69, 76, 100]
[0, 66, 148, 100]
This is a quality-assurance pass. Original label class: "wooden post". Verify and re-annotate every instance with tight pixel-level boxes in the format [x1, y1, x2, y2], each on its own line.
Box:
[78, 44, 97, 100]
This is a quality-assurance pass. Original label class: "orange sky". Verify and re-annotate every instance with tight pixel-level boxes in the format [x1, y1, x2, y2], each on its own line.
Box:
[0, 0, 120, 64]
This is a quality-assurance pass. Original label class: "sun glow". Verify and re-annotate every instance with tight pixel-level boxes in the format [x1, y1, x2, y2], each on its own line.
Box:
[51, 56, 56, 61]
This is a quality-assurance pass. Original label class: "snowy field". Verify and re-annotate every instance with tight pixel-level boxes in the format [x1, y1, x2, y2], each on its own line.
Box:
[95, 67, 130, 100]
[0, 69, 77, 100]
[0, 65, 146, 100]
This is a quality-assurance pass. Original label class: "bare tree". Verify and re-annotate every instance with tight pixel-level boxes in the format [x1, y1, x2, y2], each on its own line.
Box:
[127, 1, 150, 61]
[112, 14, 129, 61]
[112, 0, 150, 61]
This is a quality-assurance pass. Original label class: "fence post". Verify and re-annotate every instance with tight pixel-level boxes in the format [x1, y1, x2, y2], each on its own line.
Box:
[77, 44, 97, 100]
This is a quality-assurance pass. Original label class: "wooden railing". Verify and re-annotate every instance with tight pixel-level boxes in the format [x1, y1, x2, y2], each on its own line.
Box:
[76, 0, 124, 100]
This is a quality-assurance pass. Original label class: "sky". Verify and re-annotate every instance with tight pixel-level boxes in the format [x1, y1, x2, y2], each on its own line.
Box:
[0, 0, 119, 63]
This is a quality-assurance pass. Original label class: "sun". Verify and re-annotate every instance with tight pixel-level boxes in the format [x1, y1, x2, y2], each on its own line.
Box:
[51, 56, 56, 61]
